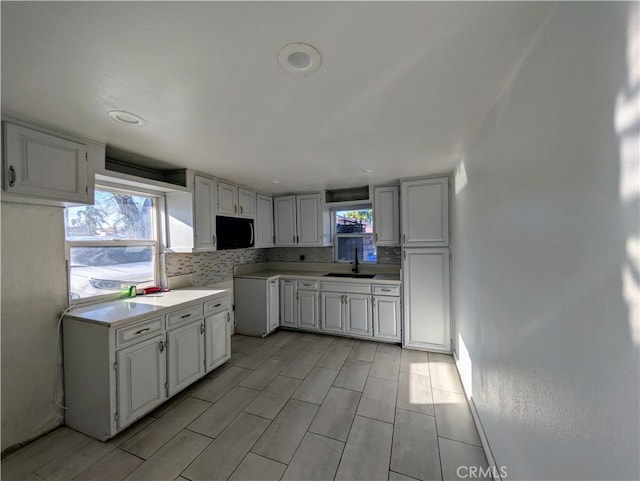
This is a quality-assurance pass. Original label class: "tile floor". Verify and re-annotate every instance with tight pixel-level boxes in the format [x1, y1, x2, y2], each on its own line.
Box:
[1, 330, 490, 481]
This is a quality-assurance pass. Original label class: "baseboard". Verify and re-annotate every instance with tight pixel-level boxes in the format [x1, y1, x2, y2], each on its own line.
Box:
[453, 357, 503, 481]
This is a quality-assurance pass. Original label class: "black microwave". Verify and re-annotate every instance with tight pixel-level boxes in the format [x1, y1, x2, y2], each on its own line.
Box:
[216, 216, 255, 250]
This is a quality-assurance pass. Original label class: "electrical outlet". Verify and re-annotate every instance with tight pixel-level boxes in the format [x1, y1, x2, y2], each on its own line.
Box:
[300, 255, 305, 261]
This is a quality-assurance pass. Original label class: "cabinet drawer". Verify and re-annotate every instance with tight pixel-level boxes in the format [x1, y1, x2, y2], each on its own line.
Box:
[297, 280, 319, 290]
[372, 285, 400, 296]
[320, 282, 372, 294]
[116, 317, 164, 348]
[166, 304, 204, 329]
[204, 296, 230, 315]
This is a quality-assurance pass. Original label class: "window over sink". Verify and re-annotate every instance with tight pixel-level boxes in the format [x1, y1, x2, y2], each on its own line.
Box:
[333, 207, 376, 263]
[65, 187, 159, 303]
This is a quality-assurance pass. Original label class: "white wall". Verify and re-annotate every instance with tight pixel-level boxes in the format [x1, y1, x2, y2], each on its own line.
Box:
[1, 203, 67, 451]
[452, 3, 639, 480]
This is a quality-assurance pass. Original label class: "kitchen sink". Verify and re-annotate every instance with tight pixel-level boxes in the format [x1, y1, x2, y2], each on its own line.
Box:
[323, 273, 377, 279]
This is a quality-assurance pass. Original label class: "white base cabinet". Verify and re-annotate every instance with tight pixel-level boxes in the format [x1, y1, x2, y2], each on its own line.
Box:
[234, 277, 280, 337]
[320, 292, 346, 333]
[167, 320, 205, 397]
[402, 248, 450, 351]
[280, 280, 297, 328]
[373, 295, 401, 341]
[346, 294, 373, 337]
[298, 289, 320, 331]
[116, 334, 167, 430]
[63, 292, 231, 441]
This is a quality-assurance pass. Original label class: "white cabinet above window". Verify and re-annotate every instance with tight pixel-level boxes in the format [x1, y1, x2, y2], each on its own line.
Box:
[2, 119, 104, 206]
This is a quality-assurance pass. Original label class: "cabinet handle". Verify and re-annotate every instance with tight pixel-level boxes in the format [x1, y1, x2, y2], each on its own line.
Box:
[234, 204, 238, 214]
[213, 303, 222, 308]
[180, 313, 192, 319]
[200, 324, 205, 334]
[375, 232, 378, 242]
[159, 340, 164, 352]
[381, 288, 391, 292]
[227, 312, 230, 322]
[372, 298, 376, 308]
[240, 205, 243, 214]
[8, 166, 16, 187]
[212, 234, 216, 246]
[402, 233, 406, 244]
[134, 327, 150, 335]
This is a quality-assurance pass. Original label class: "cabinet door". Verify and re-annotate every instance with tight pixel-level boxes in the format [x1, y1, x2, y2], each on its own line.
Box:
[296, 194, 321, 246]
[345, 294, 372, 337]
[255, 194, 275, 248]
[194, 175, 217, 251]
[401, 177, 449, 246]
[267, 278, 280, 333]
[403, 248, 450, 351]
[205, 311, 231, 372]
[167, 320, 205, 396]
[298, 290, 319, 330]
[274, 196, 297, 246]
[238, 188, 255, 218]
[116, 334, 166, 429]
[320, 292, 345, 333]
[217, 181, 237, 216]
[280, 280, 297, 328]
[374, 186, 400, 246]
[373, 296, 401, 341]
[3, 122, 88, 203]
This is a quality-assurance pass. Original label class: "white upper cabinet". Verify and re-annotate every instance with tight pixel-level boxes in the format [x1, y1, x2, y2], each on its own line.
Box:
[217, 180, 237, 216]
[238, 187, 255, 218]
[274, 193, 330, 247]
[255, 194, 274, 248]
[2, 121, 101, 205]
[193, 175, 217, 251]
[401, 177, 449, 246]
[373, 185, 400, 246]
[274, 195, 297, 246]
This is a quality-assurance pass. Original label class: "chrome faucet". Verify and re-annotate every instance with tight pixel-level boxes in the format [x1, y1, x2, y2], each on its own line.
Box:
[352, 248, 359, 273]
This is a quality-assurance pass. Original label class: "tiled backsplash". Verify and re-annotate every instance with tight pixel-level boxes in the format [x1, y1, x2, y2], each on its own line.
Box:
[165, 248, 267, 285]
[266, 247, 334, 263]
[164, 245, 401, 285]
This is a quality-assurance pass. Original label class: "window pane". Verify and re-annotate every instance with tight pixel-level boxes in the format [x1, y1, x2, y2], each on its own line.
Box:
[336, 235, 377, 263]
[69, 246, 155, 300]
[335, 209, 373, 234]
[65, 190, 154, 241]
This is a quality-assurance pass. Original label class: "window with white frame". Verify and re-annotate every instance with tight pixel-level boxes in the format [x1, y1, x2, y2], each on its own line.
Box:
[65, 187, 159, 302]
[334, 207, 377, 263]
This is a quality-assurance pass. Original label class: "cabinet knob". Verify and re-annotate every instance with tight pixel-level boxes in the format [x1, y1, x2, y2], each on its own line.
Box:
[212, 234, 216, 245]
[200, 324, 205, 334]
[159, 340, 165, 352]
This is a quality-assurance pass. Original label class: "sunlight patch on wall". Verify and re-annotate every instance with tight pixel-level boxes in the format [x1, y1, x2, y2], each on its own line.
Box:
[455, 160, 468, 195]
[457, 332, 473, 397]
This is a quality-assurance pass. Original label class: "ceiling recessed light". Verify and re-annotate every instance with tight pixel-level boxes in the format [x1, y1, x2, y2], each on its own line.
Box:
[271, 180, 281, 184]
[278, 43, 321, 76]
[108, 110, 146, 126]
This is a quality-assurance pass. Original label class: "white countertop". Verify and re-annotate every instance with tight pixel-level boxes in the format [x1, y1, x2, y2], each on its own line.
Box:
[235, 269, 401, 283]
[65, 287, 228, 327]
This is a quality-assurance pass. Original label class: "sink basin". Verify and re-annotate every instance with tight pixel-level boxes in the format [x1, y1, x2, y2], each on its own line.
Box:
[323, 273, 376, 279]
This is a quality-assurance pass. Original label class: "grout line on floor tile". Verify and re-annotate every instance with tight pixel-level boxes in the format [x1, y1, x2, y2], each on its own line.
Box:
[437, 434, 483, 448]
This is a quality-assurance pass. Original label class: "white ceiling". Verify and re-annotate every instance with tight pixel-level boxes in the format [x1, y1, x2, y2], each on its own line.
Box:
[1, 2, 552, 194]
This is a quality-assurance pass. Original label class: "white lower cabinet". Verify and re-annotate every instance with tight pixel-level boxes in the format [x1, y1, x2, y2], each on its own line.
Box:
[346, 294, 372, 337]
[280, 280, 297, 328]
[268, 279, 280, 332]
[63, 292, 231, 441]
[234, 277, 279, 337]
[167, 320, 206, 397]
[205, 311, 231, 372]
[298, 289, 319, 330]
[116, 334, 167, 430]
[321, 292, 346, 333]
[373, 295, 401, 341]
